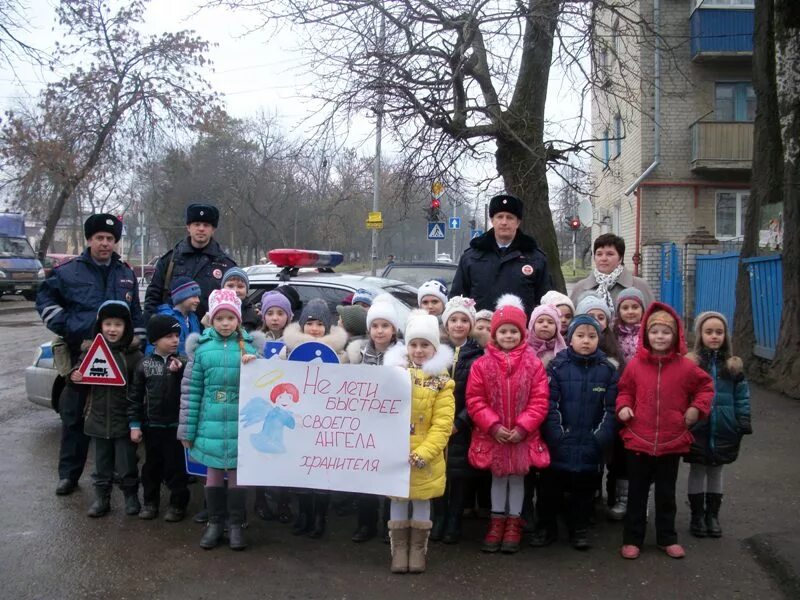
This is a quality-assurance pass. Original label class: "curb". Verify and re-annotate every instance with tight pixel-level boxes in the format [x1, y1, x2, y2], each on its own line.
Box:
[0, 303, 36, 317]
[744, 533, 800, 599]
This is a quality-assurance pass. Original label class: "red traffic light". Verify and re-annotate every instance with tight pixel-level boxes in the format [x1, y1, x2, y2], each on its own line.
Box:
[431, 199, 440, 209]
[569, 218, 580, 230]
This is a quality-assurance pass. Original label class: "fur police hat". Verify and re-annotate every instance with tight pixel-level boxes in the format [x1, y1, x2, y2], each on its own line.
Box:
[84, 214, 123, 242]
[488, 194, 524, 220]
[185, 203, 219, 227]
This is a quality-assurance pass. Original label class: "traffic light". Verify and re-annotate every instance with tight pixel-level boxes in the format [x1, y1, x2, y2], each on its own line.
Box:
[427, 198, 442, 221]
[468, 218, 476, 230]
[568, 217, 581, 230]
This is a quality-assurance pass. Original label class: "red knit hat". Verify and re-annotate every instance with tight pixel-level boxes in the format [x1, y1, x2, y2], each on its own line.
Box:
[490, 294, 528, 341]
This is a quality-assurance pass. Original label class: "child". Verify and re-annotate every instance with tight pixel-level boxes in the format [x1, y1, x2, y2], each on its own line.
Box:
[179, 289, 258, 551]
[541, 290, 576, 337]
[150, 276, 201, 355]
[614, 288, 646, 364]
[339, 304, 369, 361]
[384, 310, 455, 573]
[347, 294, 402, 543]
[685, 311, 751, 538]
[70, 301, 143, 518]
[351, 288, 375, 309]
[575, 293, 624, 367]
[430, 296, 483, 545]
[222, 267, 260, 332]
[128, 315, 189, 522]
[260, 290, 293, 341]
[466, 295, 550, 554]
[527, 304, 567, 368]
[417, 279, 448, 318]
[282, 298, 349, 539]
[474, 309, 493, 346]
[538, 315, 619, 550]
[616, 302, 714, 560]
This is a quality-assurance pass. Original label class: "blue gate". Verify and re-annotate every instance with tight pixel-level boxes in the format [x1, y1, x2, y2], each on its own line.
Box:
[660, 243, 683, 318]
[695, 252, 739, 330]
[742, 255, 783, 360]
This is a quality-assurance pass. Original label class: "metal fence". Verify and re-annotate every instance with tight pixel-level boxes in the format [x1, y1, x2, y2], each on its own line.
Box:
[695, 252, 740, 330]
[660, 243, 683, 318]
[743, 255, 783, 360]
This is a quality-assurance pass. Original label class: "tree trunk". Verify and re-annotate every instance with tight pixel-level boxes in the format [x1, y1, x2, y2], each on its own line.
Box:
[767, 0, 800, 398]
[37, 182, 76, 261]
[496, 137, 566, 293]
[733, 0, 782, 370]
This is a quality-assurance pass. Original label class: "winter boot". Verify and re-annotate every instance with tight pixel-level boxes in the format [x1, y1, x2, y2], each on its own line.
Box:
[227, 487, 248, 550]
[254, 488, 276, 521]
[307, 494, 330, 539]
[123, 491, 141, 516]
[442, 512, 463, 544]
[501, 516, 523, 554]
[705, 493, 723, 538]
[608, 479, 628, 521]
[199, 487, 227, 550]
[481, 514, 507, 553]
[388, 520, 411, 574]
[408, 520, 432, 573]
[292, 494, 313, 536]
[430, 497, 446, 542]
[87, 487, 111, 518]
[277, 490, 293, 524]
[570, 529, 590, 550]
[688, 494, 707, 537]
[352, 498, 378, 543]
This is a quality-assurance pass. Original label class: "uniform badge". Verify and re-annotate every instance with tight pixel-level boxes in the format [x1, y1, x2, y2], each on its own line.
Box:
[105, 218, 114, 226]
[213, 268, 222, 279]
[125, 292, 132, 303]
[521, 264, 534, 276]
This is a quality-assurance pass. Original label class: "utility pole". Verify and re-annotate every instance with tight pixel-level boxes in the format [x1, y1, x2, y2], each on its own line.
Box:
[370, 9, 386, 277]
[451, 202, 457, 260]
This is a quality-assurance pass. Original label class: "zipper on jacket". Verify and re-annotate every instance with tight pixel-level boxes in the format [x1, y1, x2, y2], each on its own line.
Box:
[654, 361, 662, 454]
[505, 353, 512, 474]
[223, 338, 229, 464]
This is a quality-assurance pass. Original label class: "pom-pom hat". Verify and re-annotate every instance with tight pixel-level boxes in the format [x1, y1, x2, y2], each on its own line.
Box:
[208, 289, 242, 322]
[490, 294, 528, 340]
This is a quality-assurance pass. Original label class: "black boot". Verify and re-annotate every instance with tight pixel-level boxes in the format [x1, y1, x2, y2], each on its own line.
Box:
[430, 497, 446, 542]
[254, 488, 276, 521]
[277, 490, 293, 524]
[688, 494, 707, 537]
[124, 491, 141, 516]
[292, 494, 314, 536]
[87, 487, 111, 518]
[442, 478, 465, 544]
[570, 529, 590, 550]
[442, 513, 463, 544]
[705, 493, 723, 538]
[228, 488, 248, 550]
[352, 495, 378, 543]
[308, 494, 329, 539]
[200, 487, 227, 549]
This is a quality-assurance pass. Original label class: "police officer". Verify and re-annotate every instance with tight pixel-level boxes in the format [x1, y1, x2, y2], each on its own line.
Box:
[143, 203, 236, 321]
[36, 214, 146, 496]
[450, 194, 551, 314]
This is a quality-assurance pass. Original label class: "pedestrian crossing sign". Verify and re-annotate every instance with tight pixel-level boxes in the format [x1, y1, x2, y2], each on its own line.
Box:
[76, 334, 126, 386]
[427, 222, 446, 240]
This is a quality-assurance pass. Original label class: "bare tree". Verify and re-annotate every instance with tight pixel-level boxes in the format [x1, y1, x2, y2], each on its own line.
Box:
[0, 0, 221, 259]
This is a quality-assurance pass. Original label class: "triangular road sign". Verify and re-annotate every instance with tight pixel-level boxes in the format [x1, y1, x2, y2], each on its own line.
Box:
[77, 334, 126, 386]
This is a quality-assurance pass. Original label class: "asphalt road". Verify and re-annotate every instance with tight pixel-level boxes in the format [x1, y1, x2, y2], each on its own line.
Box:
[0, 299, 797, 599]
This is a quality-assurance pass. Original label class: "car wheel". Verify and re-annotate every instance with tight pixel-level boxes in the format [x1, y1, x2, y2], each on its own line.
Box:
[22, 291, 36, 301]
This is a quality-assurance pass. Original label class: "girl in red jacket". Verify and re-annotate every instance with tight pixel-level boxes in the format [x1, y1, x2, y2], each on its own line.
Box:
[616, 302, 714, 560]
[466, 295, 550, 554]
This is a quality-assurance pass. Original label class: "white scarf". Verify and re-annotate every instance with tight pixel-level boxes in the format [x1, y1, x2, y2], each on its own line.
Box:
[593, 264, 624, 311]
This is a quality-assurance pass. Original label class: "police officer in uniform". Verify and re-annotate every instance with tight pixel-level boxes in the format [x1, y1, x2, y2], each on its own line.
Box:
[36, 214, 146, 496]
[450, 194, 551, 314]
[143, 203, 236, 321]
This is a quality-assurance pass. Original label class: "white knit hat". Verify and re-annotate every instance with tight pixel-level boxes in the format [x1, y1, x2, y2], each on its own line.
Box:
[442, 295, 477, 327]
[417, 279, 448, 306]
[575, 293, 612, 321]
[366, 293, 401, 332]
[404, 309, 441, 350]
[208, 288, 242, 322]
[475, 309, 494, 323]
[540, 290, 575, 314]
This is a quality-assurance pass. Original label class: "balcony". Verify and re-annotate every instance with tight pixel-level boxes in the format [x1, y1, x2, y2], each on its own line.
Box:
[691, 7, 754, 62]
[690, 121, 753, 172]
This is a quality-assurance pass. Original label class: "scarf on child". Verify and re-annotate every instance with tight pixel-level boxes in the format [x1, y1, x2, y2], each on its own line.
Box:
[593, 264, 625, 311]
[527, 304, 566, 366]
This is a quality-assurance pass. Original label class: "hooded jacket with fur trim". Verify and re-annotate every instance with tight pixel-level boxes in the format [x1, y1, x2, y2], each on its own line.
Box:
[384, 343, 456, 500]
[616, 302, 714, 456]
[280, 322, 349, 362]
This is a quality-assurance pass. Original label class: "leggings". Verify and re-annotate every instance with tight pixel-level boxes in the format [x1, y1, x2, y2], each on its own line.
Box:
[390, 499, 431, 521]
[687, 464, 724, 494]
[206, 467, 238, 487]
[491, 474, 525, 517]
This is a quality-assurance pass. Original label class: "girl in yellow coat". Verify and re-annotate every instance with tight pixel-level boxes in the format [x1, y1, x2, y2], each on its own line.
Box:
[384, 310, 455, 574]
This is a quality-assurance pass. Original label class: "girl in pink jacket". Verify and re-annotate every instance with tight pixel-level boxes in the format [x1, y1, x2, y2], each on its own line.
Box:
[466, 295, 550, 554]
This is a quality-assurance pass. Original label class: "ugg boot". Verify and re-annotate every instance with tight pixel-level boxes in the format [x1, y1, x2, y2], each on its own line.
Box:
[388, 520, 411, 574]
[705, 493, 723, 538]
[87, 487, 111, 518]
[608, 479, 628, 521]
[308, 494, 330, 539]
[688, 494, 707, 537]
[292, 494, 313, 536]
[227, 487, 248, 550]
[481, 514, 506, 553]
[408, 520, 432, 573]
[199, 487, 227, 549]
[501, 516, 523, 553]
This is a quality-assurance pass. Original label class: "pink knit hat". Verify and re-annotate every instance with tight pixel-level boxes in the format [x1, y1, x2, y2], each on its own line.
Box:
[208, 288, 242, 322]
[527, 304, 567, 354]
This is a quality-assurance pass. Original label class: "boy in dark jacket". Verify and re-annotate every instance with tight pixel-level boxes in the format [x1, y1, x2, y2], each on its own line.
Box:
[128, 315, 190, 521]
[537, 315, 619, 550]
[69, 301, 143, 518]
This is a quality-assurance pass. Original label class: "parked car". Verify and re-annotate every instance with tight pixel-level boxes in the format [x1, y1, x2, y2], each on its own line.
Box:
[381, 261, 458, 289]
[42, 253, 79, 278]
[139, 256, 160, 284]
[0, 212, 45, 301]
[435, 253, 453, 263]
[25, 342, 63, 411]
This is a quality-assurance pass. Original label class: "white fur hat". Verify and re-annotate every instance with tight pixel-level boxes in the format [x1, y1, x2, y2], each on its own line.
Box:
[540, 290, 575, 314]
[404, 309, 441, 350]
[366, 293, 401, 332]
[417, 279, 448, 306]
[442, 295, 477, 327]
[209, 288, 242, 322]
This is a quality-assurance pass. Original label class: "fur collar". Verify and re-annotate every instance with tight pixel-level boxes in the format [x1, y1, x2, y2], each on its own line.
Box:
[250, 331, 267, 356]
[384, 342, 455, 376]
[283, 322, 349, 353]
[185, 332, 201, 358]
[346, 338, 367, 364]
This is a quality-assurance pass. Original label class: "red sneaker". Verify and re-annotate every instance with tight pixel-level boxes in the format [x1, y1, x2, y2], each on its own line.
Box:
[501, 516, 523, 553]
[620, 544, 641, 559]
[481, 515, 506, 553]
[659, 544, 686, 559]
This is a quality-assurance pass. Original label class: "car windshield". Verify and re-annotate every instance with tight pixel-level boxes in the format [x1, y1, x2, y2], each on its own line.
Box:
[382, 265, 456, 288]
[0, 236, 37, 258]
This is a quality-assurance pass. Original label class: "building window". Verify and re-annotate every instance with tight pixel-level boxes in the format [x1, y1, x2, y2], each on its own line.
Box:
[603, 129, 610, 167]
[614, 114, 623, 157]
[715, 82, 756, 121]
[716, 191, 749, 239]
[695, 0, 754, 9]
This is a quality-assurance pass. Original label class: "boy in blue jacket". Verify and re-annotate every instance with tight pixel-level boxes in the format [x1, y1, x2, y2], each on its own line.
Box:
[148, 277, 202, 355]
[534, 314, 619, 550]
